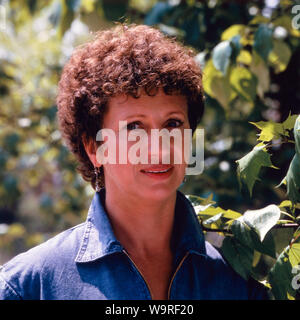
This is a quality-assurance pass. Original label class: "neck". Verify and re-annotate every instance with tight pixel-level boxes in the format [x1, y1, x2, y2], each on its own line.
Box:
[104, 186, 177, 257]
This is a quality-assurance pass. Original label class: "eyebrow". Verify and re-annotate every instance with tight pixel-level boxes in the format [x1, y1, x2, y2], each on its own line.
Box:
[124, 111, 186, 120]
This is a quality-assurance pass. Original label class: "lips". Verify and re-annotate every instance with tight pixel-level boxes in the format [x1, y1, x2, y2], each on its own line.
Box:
[140, 165, 174, 180]
[141, 165, 173, 173]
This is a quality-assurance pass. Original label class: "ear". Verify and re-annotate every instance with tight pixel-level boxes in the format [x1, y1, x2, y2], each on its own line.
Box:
[82, 135, 101, 167]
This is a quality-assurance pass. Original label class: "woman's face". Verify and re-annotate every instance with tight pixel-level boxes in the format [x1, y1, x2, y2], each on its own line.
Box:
[98, 89, 190, 201]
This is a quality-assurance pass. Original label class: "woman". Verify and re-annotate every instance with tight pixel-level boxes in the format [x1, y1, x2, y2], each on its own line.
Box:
[0, 24, 268, 300]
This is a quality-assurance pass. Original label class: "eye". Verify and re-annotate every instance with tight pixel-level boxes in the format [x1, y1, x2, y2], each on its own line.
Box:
[127, 121, 141, 130]
[166, 119, 184, 128]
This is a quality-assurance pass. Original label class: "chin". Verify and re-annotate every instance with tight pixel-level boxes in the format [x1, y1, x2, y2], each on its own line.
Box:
[138, 182, 180, 201]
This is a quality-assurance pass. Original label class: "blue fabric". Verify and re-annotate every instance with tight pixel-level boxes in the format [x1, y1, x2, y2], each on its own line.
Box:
[0, 189, 269, 300]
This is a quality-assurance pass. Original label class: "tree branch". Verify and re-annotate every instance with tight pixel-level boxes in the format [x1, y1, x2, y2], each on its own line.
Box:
[200, 222, 299, 233]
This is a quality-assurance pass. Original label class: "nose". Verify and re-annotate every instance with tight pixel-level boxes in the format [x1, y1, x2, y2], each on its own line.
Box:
[147, 129, 175, 165]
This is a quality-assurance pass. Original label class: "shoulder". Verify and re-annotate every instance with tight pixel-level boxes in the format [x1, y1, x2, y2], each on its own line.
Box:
[202, 240, 239, 278]
[0, 222, 86, 300]
[201, 240, 269, 300]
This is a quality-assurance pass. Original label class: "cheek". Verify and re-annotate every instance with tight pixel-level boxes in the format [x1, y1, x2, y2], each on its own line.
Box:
[170, 131, 190, 166]
[104, 163, 135, 179]
[103, 164, 136, 190]
[175, 163, 187, 178]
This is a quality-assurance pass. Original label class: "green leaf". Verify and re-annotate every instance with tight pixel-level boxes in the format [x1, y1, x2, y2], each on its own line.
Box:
[294, 115, 300, 155]
[252, 250, 261, 267]
[269, 231, 300, 300]
[242, 205, 281, 242]
[157, 24, 186, 39]
[236, 144, 276, 196]
[59, 5, 74, 37]
[221, 237, 254, 280]
[222, 209, 242, 220]
[212, 41, 232, 75]
[203, 213, 223, 226]
[282, 115, 300, 204]
[283, 113, 299, 132]
[252, 232, 276, 258]
[221, 24, 246, 41]
[237, 50, 252, 65]
[268, 40, 292, 73]
[250, 113, 298, 143]
[229, 66, 257, 105]
[197, 206, 241, 224]
[230, 206, 278, 258]
[250, 16, 270, 26]
[249, 51, 270, 99]
[249, 120, 285, 142]
[268, 247, 296, 300]
[186, 194, 215, 213]
[209, 76, 232, 109]
[231, 219, 253, 247]
[289, 229, 300, 268]
[279, 200, 293, 208]
[289, 243, 300, 268]
[229, 35, 242, 61]
[197, 206, 224, 220]
[194, 51, 206, 69]
[186, 194, 215, 206]
[203, 60, 236, 109]
[285, 153, 300, 204]
[48, 1, 62, 27]
[253, 24, 273, 62]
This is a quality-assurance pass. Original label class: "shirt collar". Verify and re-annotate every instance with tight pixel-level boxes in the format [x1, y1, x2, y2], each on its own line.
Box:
[170, 190, 207, 260]
[75, 188, 207, 263]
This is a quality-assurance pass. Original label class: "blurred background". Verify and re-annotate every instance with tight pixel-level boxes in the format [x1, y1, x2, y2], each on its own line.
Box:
[0, 0, 299, 264]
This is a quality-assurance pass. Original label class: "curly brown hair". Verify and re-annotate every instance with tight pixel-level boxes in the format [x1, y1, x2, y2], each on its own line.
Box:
[56, 24, 205, 190]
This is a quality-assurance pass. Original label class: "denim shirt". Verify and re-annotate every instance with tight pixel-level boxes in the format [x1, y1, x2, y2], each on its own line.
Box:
[0, 189, 268, 300]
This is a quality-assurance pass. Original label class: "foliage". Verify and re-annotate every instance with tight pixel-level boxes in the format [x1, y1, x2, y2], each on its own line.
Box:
[194, 115, 300, 299]
[0, 0, 300, 300]
[0, 0, 97, 258]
